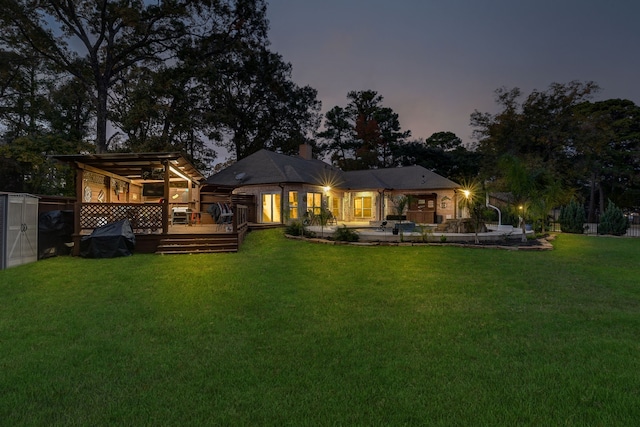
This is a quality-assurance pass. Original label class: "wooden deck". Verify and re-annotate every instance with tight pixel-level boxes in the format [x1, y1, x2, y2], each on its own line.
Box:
[73, 203, 249, 255]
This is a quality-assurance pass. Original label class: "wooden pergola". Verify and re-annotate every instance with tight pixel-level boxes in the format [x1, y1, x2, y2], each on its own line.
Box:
[51, 152, 247, 254]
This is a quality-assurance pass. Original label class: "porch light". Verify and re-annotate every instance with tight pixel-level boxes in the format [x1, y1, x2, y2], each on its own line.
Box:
[323, 186, 331, 194]
[462, 189, 471, 199]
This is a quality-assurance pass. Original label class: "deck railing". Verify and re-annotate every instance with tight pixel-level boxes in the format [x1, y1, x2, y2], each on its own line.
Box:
[78, 202, 250, 236]
[234, 204, 249, 243]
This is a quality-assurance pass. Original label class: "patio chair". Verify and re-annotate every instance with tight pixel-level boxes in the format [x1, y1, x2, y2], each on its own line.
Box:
[302, 210, 314, 226]
[327, 212, 337, 225]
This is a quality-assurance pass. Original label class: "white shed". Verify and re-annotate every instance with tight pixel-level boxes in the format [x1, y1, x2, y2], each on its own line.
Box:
[0, 193, 39, 269]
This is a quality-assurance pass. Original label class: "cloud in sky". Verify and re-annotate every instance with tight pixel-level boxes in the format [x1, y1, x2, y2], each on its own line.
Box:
[266, 0, 640, 143]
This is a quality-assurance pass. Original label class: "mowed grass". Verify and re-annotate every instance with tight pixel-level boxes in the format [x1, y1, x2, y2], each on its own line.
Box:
[1, 230, 639, 426]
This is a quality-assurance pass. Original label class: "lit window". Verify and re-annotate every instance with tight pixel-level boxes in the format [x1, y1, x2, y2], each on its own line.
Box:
[354, 196, 372, 219]
[288, 191, 298, 219]
[330, 197, 340, 219]
[307, 192, 322, 215]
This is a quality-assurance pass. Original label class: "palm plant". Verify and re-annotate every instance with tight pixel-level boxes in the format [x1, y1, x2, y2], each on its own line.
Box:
[389, 195, 411, 241]
[458, 180, 487, 244]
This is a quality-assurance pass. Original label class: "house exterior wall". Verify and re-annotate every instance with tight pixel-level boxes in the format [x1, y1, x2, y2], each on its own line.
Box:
[233, 183, 331, 224]
[231, 185, 460, 225]
[383, 189, 458, 224]
[341, 191, 379, 222]
[337, 189, 458, 224]
[438, 190, 457, 220]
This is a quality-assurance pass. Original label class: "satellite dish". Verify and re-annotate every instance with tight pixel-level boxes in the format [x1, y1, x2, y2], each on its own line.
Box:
[235, 172, 246, 182]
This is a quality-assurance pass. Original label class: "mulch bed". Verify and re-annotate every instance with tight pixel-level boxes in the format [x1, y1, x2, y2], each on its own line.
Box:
[286, 234, 556, 251]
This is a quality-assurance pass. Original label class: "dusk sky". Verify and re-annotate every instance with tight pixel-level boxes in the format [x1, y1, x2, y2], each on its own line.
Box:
[266, 0, 640, 145]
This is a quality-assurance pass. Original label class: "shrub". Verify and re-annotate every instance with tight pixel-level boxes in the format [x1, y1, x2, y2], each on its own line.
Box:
[598, 200, 629, 236]
[333, 225, 359, 242]
[285, 220, 315, 237]
[559, 199, 586, 234]
[418, 225, 434, 243]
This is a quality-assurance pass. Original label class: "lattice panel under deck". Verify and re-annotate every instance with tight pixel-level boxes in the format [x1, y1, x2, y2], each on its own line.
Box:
[80, 203, 163, 232]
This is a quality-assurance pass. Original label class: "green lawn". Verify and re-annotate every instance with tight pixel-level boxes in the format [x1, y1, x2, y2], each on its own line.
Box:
[1, 230, 639, 426]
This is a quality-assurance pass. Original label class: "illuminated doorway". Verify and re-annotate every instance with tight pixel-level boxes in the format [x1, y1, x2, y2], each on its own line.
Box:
[354, 196, 373, 219]
[262, 193, 281, 223]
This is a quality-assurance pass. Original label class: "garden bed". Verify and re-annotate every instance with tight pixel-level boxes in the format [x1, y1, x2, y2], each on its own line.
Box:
[285, 233, 555, 251]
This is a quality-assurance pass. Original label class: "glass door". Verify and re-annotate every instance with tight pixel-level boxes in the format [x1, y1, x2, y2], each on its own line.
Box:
[262, 193, 282, 223]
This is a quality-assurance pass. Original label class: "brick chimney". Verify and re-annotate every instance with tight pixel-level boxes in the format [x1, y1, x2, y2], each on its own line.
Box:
[299, 143, 313, 160]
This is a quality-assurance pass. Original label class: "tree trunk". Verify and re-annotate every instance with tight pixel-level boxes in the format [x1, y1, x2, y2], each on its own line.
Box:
[598, 184, 606, 220]
[587, 173, 597, 222]
[95, 80, 109, 153]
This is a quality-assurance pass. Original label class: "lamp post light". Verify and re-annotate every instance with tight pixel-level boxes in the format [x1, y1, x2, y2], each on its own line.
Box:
[518, 205, 527, 242]
[461, 189, 472, 219]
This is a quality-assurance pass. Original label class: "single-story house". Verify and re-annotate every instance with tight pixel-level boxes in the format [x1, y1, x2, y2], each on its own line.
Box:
[205, 145, 464, 225]
[51, 147, 465, 253]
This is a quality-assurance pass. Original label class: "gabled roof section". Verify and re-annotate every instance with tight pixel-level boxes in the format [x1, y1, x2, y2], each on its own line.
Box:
[206, 149, 343, 187]
[343, 165, 460, 190]
[337, 169, 387, 189]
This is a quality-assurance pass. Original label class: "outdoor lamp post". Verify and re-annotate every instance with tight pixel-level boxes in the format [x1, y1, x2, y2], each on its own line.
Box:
[462, 189, 472, 218]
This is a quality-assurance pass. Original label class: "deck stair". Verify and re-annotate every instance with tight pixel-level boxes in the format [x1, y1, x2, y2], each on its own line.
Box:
[156, 234, 238, 254]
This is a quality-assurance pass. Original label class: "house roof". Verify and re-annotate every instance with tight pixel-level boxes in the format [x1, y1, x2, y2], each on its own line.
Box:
[206, 149, 343, 188]
[206, 149, 460, 191]
[342, 165, 460, 190]
[51, 152, 206, 183]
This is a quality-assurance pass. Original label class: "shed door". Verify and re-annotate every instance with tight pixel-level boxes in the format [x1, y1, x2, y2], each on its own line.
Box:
[6, 195, 38, 268]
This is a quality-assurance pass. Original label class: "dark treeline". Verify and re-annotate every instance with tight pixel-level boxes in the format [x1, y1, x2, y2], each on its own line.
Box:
[1, 2, 638, 220]
[470, 81, 639, 222]
[0, 0, 319, 193]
